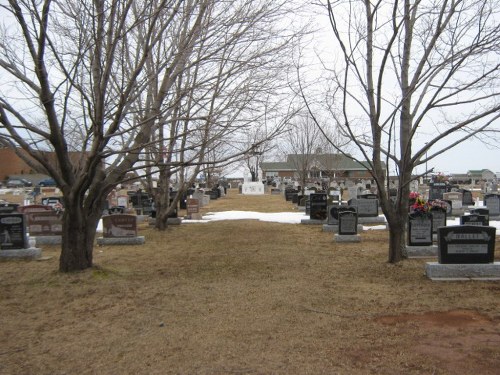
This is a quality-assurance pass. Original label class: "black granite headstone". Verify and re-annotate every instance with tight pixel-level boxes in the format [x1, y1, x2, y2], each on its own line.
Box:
[460, 214, 488, 226]
[108, 206, 125, 215]
[437, 225, 495, 264]
[0, 213, 27, 249]
[0, 204, 20, 214]
[470, 208, 489, 220]
[328, 205, 355, 225]
[429, 183, 447, 200]
[338, 211, 358, 235]
[460, 189, 474, 206]
[408, 214, 433, 246]
[430, 209, 447, 234]
[309, 193, 328, 221]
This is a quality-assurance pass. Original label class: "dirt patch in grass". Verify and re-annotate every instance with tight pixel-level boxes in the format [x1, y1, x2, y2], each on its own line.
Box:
[0, 189, 499, 374]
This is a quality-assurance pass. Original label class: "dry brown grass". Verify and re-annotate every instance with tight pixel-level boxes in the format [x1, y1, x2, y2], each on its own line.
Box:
[1, 189, 499, 375]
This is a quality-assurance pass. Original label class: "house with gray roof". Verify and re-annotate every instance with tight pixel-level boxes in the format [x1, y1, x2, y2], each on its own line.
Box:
[261, 153, 383, 182]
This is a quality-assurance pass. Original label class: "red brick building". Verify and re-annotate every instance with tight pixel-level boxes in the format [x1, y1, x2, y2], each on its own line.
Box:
[0, 147, 35, 181]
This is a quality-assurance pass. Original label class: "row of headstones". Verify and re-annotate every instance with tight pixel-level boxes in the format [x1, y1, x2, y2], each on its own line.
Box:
[428, 185, 500, 215]
[0, 203, 63, 250]
[284, 186, 369, 205]
[284, 188, 380, 220]
[408, 208, 493, 247]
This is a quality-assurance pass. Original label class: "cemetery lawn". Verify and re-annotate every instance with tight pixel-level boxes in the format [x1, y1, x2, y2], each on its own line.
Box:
[1, 189, 499, 375]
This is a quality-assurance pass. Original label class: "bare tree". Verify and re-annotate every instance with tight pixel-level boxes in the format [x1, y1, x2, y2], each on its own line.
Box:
[304, 0, 500, 262]
[136, 0, 308, 229]
[0, 0, 209, 271]
[278, 112, 336, 190]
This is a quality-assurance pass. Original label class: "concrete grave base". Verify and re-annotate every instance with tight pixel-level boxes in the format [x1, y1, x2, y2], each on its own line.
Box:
[357, 216, 386, 224]
[32, 235, 62, 245]
[96, 236, 145, 246]
[297, 206, 305, 212]
[0, 247, 42, 259]
[323, 224, 363, 233]
[301, 219, 326, 225]
[334, 234, 361, 243]
[406, 245, 438, 258]
[425, 262, 500, 281]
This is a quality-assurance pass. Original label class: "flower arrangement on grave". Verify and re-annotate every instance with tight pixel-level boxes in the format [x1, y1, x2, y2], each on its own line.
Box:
[410, 196, 431, 216]
[429, 199, 448, 211]
[409, 191, 420, 200]
[432, 172, 448, 183]
[408, 191, 420, 207]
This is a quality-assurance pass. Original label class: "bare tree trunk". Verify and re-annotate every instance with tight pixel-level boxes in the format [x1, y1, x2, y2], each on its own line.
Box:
[59, 202, 101, 272]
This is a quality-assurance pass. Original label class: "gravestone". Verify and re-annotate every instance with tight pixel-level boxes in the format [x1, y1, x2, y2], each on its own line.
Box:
[437, 225, 495, 264]
[443, 200, 452, 216]
[299, 196, 306, 207]
[98, 214, 145, 245]
[0, 213, 27, 250]
[429, 182, 447, 200]
[460, 189, 474, 206]
[408, 214, 433, 246]
[102, 214, 137, 238]
[338, 211, 358, 235]
[328, 206, 356, 225]
[208, 189, 219, 200]
[305, 198, 311, 216]
[460, 214, 488, 226]
[117, 195, 129, 208]
[0, 204, 20, 214]
[24, 211, 63, 236]
[471, 208, 489, 221]
[18, 205, 62, 245]
[328, 189, 341, 205]
[108, 206, 125, 215]
[186, 198, 202, 220]
[443, 192, 463, 209]
[309, 193, 328, 221]
[285, 189, 298, 201]
[430, 209, 447, 234]
[347, 186, 358, 200]
[348, 198, 379, 217]
[484, 194, 500, 216]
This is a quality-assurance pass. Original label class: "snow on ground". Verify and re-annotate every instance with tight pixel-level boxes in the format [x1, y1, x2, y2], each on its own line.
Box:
[185, 211, 308, 224]
[183, 210, 500, 231]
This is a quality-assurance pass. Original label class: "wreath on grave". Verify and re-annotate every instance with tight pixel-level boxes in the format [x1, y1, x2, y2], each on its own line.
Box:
[429, 199, 448, 212]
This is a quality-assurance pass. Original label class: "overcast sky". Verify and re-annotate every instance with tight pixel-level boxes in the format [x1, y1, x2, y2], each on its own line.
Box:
[307, 6, 500, 177]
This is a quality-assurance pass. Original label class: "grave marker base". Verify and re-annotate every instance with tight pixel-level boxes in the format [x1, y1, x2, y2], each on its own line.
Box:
[323, 224, 363, 233]
[334, 234, 361, 243]
[425, 261, 500, 281]
[96, 236, 145, 246]
[32, 235, 62, 245]
[406, 245, 438, 258]
[0, 247, 42, 259]
[357, 216, 386, 224]
[301, 218, 326, 225]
